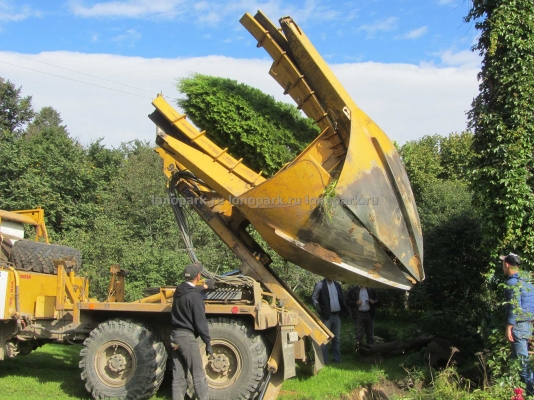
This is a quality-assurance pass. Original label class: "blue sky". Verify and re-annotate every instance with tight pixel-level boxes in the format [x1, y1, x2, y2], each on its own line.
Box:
[2, 1, 475, 64]
[0, 0, 481, 147]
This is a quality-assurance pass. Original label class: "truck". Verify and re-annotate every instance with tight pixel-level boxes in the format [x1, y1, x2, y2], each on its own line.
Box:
[0, 10, 423, 400]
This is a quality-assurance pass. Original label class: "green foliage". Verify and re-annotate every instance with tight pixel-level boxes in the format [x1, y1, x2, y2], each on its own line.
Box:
[0, 109, 110, 234]
[176, 74, 319, 176]
[464, 0, 534, 385]
[175, 73, 329, 298]
[466, 0, 534, 262]
[0, 77, 34, 136]
[400, 133, 474, 205]
[399, 133, 494, 350]
[61, 141, 240, 300]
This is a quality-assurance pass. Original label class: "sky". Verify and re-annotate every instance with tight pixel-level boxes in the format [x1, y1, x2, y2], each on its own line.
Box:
[0, 0, 482, 148]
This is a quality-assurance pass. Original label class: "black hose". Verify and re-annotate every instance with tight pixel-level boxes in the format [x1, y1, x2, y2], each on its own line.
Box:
[257, 368, 274, 400]
[168, 171, 216, 279]
[168, 172, 199, 264]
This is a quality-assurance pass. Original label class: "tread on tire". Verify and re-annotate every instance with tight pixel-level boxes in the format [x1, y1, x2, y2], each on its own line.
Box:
[79, 319, 167, 400]
[205, 317, 269, 400]
[10, 240, 82, 274]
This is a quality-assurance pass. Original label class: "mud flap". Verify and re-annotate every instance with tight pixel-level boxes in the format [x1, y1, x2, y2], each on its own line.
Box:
[312, 338, 325, 374]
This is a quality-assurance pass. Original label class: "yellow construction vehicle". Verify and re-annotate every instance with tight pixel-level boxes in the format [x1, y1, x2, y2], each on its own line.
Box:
[0, 11, 423, 400]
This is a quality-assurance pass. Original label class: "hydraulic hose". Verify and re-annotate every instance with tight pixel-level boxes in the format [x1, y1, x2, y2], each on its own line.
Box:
[168, 171, 216, 279]
[7, 266, 20, 314]
[168, 172, 199, 264]
[257, 368, 274, 400]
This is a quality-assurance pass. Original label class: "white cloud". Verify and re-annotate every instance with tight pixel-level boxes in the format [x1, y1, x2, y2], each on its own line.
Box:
[0, 1, 40, 21]
[68, 0, 356, 25]
[358, 17, 398, 38]
[111, 28, 141, 44]
[437, 49, 481, 69]
[438, 0, 455, 4]
[395, 26, 428, 40]
[0, 51, 479, 148]
[333, 61, 479, 142]
[69, 0, 185, 19]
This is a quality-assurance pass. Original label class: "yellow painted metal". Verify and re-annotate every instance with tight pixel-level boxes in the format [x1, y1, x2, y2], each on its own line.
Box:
[152, 96, 265, 189]
[240, 11, 423, 287]
[55, 264, 89, 311]
[0, 268, 57, 319]
[0, 208, 49, 243]
[167, 181, 332, 345]
[151, 8, 425, 288]
[156, 131, 252, 199]
[35, 295, 56, 318]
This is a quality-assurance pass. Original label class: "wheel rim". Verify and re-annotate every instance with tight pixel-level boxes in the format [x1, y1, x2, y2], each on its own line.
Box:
[95, 340, 137, 388]
[205, 339, 243, 389]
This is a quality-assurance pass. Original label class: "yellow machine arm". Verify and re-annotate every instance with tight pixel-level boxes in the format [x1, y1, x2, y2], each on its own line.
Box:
[151, 11, 423, 290]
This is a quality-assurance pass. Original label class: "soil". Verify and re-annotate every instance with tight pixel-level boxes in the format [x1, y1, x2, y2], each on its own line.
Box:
[303, 241, 342, 263]
[340, 380, 407, 400]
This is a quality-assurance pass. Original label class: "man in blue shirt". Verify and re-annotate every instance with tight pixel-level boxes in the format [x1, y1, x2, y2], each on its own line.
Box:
[311, 277, 349, 364]
[502, 252, 534, 395]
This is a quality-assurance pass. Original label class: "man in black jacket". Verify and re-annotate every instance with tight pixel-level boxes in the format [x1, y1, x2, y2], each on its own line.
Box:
[171, 263, 212, 400]
[346, 285, 379, 345]
[311, 277, 349, 363]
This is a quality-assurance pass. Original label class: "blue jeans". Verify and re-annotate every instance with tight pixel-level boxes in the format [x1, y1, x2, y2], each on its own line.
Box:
[511, 321, 534, 395]
[321, 313, 341, 363]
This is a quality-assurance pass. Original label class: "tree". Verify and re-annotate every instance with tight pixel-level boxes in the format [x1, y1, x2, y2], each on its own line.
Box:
[0, 77, 34, 136]
[0, 106, 121, 235]
[177, 74, 319, 176]
[62, 141, 240, 300]
[399, 133, 494, 348]
[466, 0, 534, 262]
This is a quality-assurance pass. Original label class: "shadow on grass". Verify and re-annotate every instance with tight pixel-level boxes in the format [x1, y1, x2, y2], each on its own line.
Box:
[0, 344, 176, 400]
[0, 344, 91, 399]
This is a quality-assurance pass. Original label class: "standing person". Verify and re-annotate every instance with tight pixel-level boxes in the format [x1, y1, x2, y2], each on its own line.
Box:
[346, 285, 379, 346]
[171, 263, 213, 400]
[311, 277, 349, 364]
[502, 252, 534, 395]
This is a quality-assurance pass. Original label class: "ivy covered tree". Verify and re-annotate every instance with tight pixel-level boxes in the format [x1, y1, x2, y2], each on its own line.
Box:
[466, 1, 534, 262]
[177, 74, 319, 176]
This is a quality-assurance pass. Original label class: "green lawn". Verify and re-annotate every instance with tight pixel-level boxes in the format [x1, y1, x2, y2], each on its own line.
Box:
[0, 343, 406, 400]
[0, 344, 173, 400]
[0, 317, 415, 400]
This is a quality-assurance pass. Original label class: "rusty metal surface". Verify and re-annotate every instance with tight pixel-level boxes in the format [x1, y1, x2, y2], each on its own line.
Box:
[151, 13, 423, 290]
[238, 12, 423, 287]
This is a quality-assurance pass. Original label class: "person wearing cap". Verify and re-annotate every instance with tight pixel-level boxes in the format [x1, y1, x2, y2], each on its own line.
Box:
[501, 252, 534, 395]
[170, 262, 212, 400]
[311, 277, 349, 363]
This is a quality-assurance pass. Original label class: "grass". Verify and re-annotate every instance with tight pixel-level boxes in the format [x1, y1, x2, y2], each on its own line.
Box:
[0, 344, 173, 400]
[0, 317, 506, 400]
[0, 342, 403, 400]
[0, 344, 91, 400]
[320, 179, 337, 224]
[279, 354, 411, 400]
[0, 317, 413, 399]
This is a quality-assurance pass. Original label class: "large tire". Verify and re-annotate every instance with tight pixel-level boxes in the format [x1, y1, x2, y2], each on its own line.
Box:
[10, 240, 81, 274]
[204, 318, 269, 400]
[79, 319, 167, 400]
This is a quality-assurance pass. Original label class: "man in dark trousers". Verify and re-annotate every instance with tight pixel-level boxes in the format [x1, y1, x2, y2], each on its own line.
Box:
[346, 285, 379, 346]
[171, 262, 213, 400]
[502, 253, 534, 395]
[311, 277, 349, 364]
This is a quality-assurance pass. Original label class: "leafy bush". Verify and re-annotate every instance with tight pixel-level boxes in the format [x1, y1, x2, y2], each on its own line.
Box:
[177, 74, 319, 176]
